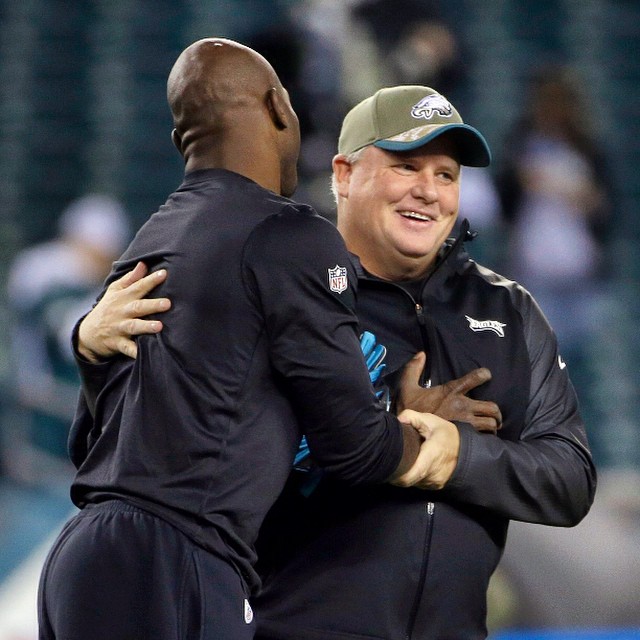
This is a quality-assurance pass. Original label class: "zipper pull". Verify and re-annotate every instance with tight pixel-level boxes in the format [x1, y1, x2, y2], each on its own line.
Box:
[415, 304, 432, 388]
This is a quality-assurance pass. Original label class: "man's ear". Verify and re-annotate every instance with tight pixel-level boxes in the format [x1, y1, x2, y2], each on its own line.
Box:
[171, 129, 183, 154]
[266, 87, 289, 131]
[332, 154, 353, 198]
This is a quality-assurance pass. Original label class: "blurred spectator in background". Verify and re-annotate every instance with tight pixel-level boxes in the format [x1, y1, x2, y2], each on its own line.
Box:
[496, 65, 613, 418]
[244, 8, 345, 220]
[4, 194, 130, 487]
[350, 0, 467, 101]
[457, 165, 505, 269]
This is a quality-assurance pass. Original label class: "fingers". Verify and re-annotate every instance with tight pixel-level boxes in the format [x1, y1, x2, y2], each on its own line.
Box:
[116, 262, 149, 289]
[127, 296, 171, 319]
[129, 268, 168, 300]
[470, 416, 501, 434]
[123, 317, 164, 337]
[447, 367, 492, 395]
[115, 337, 138, 360]
[472, 399, 502, 423]
[107, 264, 167, 300]
[463, 398, 502, 433]
[108, 267, 170, 320]
[442, 396, 502, 433]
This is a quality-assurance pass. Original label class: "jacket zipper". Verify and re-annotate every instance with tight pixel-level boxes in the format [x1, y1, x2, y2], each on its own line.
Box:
[405, 501, 435, 640]
[415, 303, 432, 388]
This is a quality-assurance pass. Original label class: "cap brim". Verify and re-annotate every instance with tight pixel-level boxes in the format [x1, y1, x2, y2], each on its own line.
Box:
[374, 123, 491, 167]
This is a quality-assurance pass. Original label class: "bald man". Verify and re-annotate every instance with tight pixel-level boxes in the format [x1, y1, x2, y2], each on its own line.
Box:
[36, 38, 454, 640]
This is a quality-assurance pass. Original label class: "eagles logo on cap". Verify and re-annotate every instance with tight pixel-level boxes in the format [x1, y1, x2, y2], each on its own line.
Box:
[411, 94, 454, 121]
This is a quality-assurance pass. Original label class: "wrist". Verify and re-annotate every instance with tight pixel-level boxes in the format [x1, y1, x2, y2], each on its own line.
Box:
[74, 318, 103, 364]
[388, 421, 423, 484]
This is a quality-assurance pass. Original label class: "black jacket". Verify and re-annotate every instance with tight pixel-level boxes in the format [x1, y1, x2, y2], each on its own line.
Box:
[67, 169, 404, 591]
[254, 221, 597, 640]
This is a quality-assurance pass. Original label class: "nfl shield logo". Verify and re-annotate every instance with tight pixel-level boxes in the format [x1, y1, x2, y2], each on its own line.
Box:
[328, 265, 348, 294]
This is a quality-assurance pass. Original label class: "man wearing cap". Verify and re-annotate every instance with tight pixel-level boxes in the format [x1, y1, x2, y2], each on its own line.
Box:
[6, 194, 130, 467]
[74, 85, 596, 639]
[247, 85, 595, 639]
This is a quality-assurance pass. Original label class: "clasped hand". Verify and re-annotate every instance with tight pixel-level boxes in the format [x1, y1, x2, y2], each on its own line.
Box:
[77, 263, 170, 362]
[391, 409, 460, 490]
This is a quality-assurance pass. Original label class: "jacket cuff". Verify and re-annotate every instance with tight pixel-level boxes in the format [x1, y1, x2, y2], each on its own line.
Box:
[446, 420, 475, 489]
[71, 316, 112, 381]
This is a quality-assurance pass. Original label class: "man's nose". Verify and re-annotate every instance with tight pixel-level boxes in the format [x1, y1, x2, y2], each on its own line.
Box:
[410, 174, 438, 202]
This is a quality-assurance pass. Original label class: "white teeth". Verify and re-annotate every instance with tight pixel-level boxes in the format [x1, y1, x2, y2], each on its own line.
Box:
[401, 211, 432, 221]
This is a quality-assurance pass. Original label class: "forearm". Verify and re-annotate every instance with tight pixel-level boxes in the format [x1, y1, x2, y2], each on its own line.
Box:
[453, 288, 596, 525]
[445, 423, 596, 526]
[386, 422, 423, 482]
[72, 318, 113, 416]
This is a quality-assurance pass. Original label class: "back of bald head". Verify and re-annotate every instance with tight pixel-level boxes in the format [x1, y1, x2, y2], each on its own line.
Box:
[167, 37, 301, 196]
[168, 38, 282, 156]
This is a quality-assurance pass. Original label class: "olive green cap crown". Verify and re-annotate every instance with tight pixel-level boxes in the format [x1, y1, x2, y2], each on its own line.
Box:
[338, 85, 491, 167]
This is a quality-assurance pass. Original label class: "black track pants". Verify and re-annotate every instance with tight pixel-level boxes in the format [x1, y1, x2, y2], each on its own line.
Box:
[38, 500, 256, 640]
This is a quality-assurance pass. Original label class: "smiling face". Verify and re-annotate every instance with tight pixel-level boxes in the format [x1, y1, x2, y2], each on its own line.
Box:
[334, 135, 461, 281]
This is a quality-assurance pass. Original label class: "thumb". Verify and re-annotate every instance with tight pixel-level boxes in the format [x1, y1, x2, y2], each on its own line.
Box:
[397, 408, 434, 439]
[401, 352, 427, 388]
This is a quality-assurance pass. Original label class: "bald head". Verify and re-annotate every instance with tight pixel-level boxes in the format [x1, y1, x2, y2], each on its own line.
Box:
[167, 38, 300, 196]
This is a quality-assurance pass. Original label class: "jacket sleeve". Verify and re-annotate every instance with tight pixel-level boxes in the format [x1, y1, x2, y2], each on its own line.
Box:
[444, 291, 597, 526]
[243, 206, 404, 485]
[67, 315, 115, 467]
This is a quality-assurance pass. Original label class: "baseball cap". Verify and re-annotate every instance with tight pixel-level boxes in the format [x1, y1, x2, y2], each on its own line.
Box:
[59, 194, 130, 256]
[338, 85, 491, 167]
